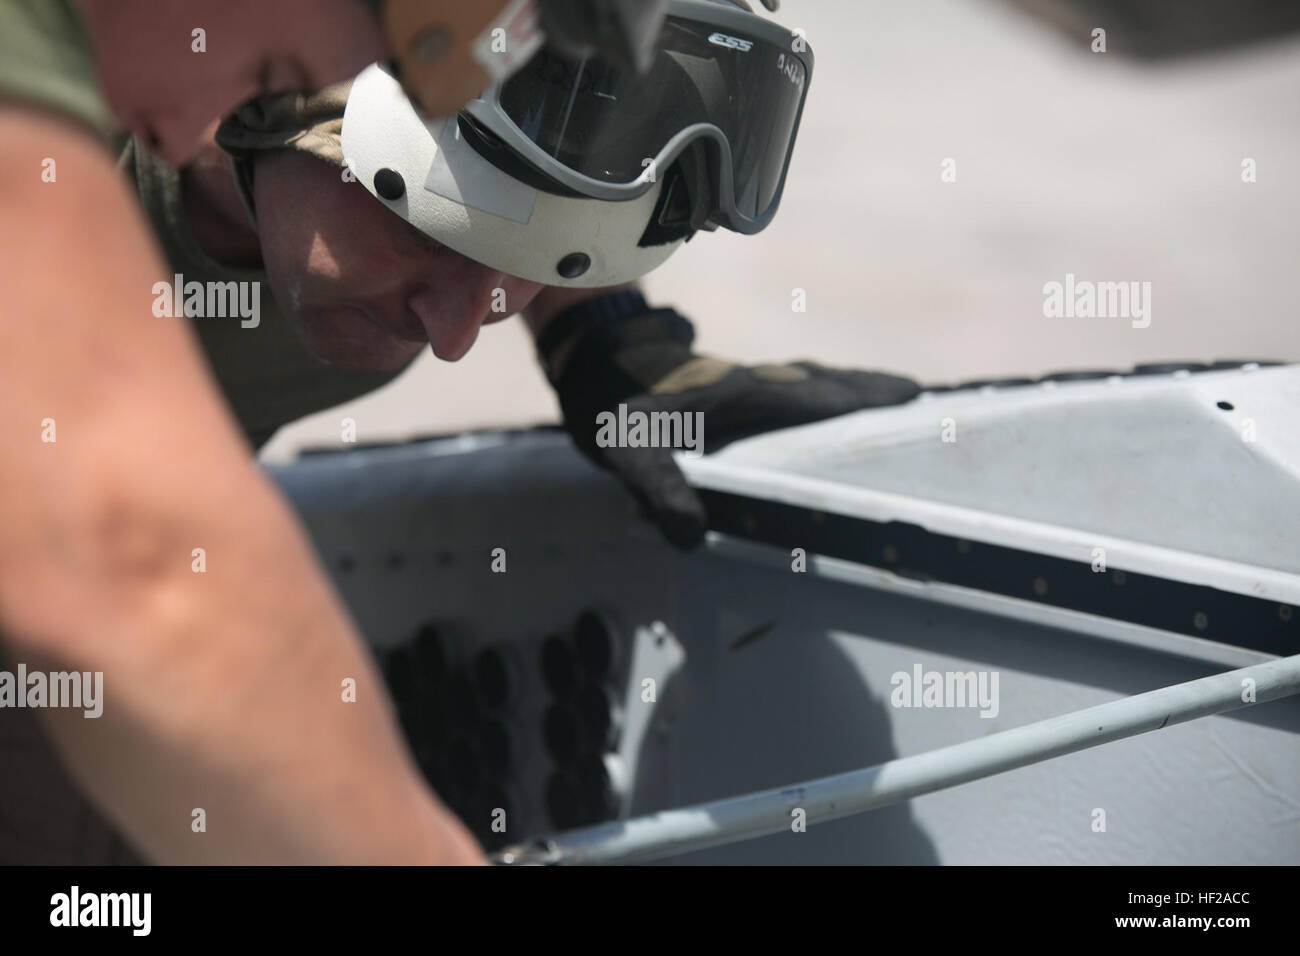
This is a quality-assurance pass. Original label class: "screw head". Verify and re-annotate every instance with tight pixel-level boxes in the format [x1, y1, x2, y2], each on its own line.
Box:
[557, 253, 591, 279]
[374, 168, 406, 201]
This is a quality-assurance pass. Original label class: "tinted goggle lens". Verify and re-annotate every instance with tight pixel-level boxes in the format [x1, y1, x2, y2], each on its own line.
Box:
[496, 17, 808, 220]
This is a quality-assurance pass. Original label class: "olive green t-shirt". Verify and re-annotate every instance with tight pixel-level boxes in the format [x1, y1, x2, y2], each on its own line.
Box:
[0, 0, 115, 142]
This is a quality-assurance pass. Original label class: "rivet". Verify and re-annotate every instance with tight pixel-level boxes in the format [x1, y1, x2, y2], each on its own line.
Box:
[374, 167, 406, 201]
[557, 252, 591, 279]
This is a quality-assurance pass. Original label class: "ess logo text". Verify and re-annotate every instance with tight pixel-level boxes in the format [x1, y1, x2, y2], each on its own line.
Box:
[708, 32, 752, 52]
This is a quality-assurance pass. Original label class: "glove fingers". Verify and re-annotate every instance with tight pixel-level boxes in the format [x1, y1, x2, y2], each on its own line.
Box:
[839, 368, 924, 406]
[600, 443, 708, 551]
[793, 363, 923, 406]
[669, 365, 921, 452]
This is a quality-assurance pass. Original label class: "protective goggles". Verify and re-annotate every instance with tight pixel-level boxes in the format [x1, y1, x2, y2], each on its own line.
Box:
[379, 0, 672, 119]
[456, 0, 813, 235]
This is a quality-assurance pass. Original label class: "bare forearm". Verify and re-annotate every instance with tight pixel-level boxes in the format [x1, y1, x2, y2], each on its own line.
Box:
[20, 481, 480, 864]
[0, 107, 480, 864]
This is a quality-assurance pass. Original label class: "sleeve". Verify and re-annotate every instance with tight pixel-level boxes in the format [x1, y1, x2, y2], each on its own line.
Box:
[0, 0, 116, 143]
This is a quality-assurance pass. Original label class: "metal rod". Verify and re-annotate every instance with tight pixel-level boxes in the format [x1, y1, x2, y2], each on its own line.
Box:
[496, 653, 1300, 865]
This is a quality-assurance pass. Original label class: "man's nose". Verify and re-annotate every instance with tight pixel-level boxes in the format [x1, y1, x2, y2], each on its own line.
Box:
[403, 252, 507, 362]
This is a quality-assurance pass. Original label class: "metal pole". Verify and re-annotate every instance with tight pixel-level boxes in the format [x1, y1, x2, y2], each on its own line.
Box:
[495, 653, 1300, 865]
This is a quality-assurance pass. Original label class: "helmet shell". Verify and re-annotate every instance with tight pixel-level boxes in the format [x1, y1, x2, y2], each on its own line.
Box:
[341, 64, 686, 287]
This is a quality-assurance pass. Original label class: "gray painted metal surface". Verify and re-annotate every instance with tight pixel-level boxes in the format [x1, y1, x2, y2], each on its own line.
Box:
[497, 652, 1300, 864]
[684, 365, 1300, 602]
[268, 365, 1300, 864]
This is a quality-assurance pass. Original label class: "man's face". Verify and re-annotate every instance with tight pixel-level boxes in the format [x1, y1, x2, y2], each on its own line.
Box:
[253, 149, 546, 371]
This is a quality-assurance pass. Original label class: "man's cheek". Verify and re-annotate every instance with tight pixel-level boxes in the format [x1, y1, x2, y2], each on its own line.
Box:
[505, 279, 546, 315]
[302, 230, 350, 280]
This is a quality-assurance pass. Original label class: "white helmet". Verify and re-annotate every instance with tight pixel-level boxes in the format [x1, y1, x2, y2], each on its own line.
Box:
[341, 63, 686, 288]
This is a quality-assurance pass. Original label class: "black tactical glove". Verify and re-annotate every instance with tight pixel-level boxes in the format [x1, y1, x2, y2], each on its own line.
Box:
[541, 292, 921, 550]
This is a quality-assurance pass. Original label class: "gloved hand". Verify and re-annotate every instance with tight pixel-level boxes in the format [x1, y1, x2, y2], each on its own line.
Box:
[543, 296, 921, 550]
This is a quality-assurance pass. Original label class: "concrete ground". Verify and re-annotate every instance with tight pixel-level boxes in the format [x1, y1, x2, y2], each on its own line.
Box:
[261, 0, 1300, 463]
